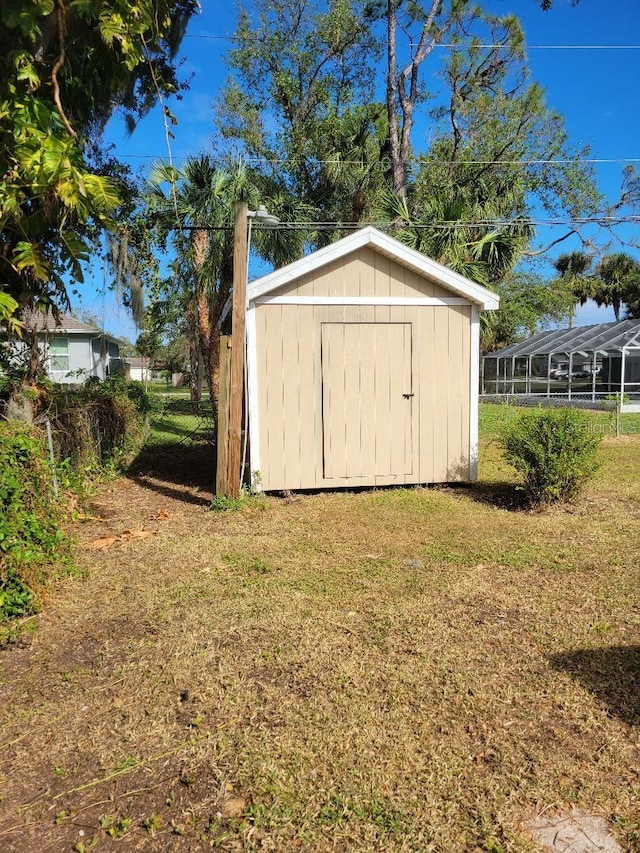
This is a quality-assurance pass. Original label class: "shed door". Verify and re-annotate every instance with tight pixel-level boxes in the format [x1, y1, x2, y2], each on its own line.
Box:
[321, 322, 413, 480]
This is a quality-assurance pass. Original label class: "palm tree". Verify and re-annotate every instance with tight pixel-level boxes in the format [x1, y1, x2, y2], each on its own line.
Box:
[146, 157, 312, 418]
[593, 252, 640, 322]
[621, 272, 640, 318]
[552, 251, 593, 327]
[321, 106, 391, 228]
[378, 188, 533, 288]
[146, 156, 256, 414]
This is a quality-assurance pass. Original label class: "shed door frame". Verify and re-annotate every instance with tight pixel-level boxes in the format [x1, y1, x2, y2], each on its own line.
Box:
[321, 321, 413, 480]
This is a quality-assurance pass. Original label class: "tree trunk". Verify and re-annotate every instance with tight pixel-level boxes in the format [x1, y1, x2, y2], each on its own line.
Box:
[185, 296, 200, 406]
[385, 0, 442, 198]
[386, 1, 404, 196]
[196, 287, 218, 419]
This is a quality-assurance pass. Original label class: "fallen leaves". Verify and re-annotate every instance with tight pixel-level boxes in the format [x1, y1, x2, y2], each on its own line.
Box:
[220, 797, 246, 819]
[147, 508, 172, 522]
[86, 507, 171, 550]
[88, 530, 155, 551]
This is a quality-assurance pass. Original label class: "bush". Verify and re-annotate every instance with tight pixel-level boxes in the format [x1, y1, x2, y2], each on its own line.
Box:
[0, 422, 68, 622]
[501, 407, 602, 506]
[50, 377, 150, 472]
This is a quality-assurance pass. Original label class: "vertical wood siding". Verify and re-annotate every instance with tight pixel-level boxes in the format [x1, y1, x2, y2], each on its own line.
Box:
[253, 248, 473, 491]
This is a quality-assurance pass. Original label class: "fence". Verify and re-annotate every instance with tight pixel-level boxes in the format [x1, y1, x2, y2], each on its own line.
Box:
[479, 394, 640, 436]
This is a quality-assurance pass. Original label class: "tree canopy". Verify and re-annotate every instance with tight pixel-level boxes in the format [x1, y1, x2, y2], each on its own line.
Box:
[219, 0, 603, 267]
[0, 0, 198, 321]
[593, 253, 640, 321]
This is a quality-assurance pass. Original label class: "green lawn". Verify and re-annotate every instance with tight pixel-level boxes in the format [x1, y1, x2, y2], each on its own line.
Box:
[480, 400, 640, 440]
[145, 397, 214, 449]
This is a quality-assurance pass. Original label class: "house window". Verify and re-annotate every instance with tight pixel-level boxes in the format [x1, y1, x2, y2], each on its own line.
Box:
[49, 337, 69, 372]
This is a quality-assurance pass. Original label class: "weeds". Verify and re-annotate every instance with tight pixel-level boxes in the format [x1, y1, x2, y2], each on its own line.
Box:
[0, 406, 637, 850]
[210, 493, 266, 513]
[142, 812, 162, 835]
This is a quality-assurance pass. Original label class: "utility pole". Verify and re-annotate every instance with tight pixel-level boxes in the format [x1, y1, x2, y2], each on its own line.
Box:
[222, 200, 249, 498]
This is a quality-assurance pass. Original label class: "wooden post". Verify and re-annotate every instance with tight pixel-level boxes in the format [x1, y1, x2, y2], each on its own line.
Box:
[215, 336, 232, 496]
[222, 200, 249, 498]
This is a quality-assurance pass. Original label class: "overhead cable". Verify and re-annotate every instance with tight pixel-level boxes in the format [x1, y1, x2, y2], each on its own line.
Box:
[182, 35, 640, 49]
[171, 216, 640, 232]
[113, 154, 640, 166]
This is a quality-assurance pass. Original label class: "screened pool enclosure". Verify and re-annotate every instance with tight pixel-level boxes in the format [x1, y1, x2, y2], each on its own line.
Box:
[482, 320, 640, 411]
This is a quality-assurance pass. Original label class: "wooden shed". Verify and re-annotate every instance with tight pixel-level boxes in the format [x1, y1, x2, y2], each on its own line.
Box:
[245, 226, 499, 492]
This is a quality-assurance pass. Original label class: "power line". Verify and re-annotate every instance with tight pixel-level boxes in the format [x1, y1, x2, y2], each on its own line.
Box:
[182, 34, 640, 49]
[430, 43, 640, 50]
[113, 154, 640, 166]
[171, 216, 640, 232]
[248, 157, 640, 166]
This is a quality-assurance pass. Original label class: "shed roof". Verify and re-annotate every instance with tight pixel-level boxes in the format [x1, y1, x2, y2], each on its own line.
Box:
[247, 226, 500, 310]
[484, 319, 640, 359]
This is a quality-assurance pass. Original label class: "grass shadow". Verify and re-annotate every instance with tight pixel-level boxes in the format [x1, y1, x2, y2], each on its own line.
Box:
[126, 439, 216, 506]
[549, 645, 639, 726]
[457, 480, 529, 511]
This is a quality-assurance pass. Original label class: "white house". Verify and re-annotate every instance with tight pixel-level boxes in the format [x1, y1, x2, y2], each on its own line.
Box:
[3, 311, 122, 384]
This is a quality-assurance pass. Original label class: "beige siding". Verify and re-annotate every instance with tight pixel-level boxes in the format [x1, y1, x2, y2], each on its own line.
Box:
[271, 247, 452, 300]
[253, 248, 473, 491]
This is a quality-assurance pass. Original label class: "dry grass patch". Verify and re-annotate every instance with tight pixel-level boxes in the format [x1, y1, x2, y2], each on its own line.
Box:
[0, 419, 638, 851]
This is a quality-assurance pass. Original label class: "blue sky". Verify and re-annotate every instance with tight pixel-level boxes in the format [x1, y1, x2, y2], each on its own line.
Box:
[78, 0, 640, 340]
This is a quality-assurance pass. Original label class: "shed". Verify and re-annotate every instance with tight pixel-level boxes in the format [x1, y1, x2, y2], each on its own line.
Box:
[245, 226, 499, 492]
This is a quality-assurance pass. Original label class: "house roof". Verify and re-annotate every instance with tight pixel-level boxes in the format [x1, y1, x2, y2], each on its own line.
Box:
[247, 226, 500, 310]
[483, 319, 640, 360]
[19, 310, 122, 345]
[125, 357, 153, 369]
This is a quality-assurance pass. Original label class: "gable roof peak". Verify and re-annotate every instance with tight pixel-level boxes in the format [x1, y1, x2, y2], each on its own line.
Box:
[247, 225, 499, 310]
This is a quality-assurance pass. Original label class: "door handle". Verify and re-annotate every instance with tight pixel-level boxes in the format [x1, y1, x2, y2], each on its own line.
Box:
[402, 393, 414, 399]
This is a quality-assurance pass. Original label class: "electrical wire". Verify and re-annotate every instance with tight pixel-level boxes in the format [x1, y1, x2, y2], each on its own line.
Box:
[109, 154, 640, 166]
[170, 216, 640, 232]
[182, 35, 640, 49]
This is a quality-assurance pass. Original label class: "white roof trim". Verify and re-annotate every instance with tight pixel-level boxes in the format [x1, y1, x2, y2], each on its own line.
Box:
[247, 226, 500, 310]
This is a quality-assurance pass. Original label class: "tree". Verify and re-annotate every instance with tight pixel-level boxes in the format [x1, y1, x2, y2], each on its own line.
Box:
[162, 333, 191, 377]
[146, 157, 252, 413]
[480, 272, 574, 352]
[552, 251, 593, 326]
[0, 0, 198, 330]
[118, 338, 139, 358]
[593, 253, 640, 321]
[379, 188, 533, 287]
[540, 1, 580, 8]
[410, 8, 602, 253]
[146, 154, 318, 414]
[384, 0, 444, 196]
[221, 0, 602, 266]
[219, 0, 383, 239]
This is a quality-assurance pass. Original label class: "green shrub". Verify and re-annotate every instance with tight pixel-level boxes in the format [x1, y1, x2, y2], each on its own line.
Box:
[500, 407, 602, 506]
[0, 422, 68, 621]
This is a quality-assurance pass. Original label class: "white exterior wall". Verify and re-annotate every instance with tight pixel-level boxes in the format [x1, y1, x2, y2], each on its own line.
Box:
[46, 335, 112, 383]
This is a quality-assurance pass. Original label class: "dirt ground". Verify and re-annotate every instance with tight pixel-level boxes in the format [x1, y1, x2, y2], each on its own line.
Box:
[0, 437, 638, 851]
